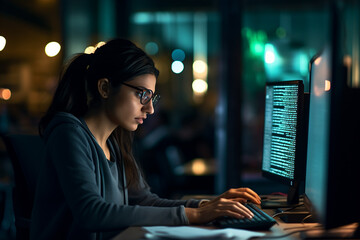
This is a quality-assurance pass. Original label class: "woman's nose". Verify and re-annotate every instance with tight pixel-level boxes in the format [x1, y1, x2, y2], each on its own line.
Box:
[142, 101, 154, 115]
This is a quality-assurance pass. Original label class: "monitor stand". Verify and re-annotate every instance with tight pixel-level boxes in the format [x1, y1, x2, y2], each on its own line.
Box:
[261, 181, 315, 223]
[261, 197, 294, 209]
[261, 181, 300, 209]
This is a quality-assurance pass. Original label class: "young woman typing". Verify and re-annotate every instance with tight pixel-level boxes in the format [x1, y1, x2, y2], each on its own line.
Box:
[30, 38, 261, 239]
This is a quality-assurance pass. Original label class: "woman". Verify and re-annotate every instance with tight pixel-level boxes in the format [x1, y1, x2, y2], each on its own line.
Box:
[31, 38, 261, 239]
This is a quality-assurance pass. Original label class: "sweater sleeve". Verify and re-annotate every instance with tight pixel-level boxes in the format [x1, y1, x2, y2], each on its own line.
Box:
[48, 124, 190, 231]
[128, 181, 201, 208]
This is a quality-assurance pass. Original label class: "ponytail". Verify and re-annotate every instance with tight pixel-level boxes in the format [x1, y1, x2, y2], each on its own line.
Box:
[39, 53, 93, 136]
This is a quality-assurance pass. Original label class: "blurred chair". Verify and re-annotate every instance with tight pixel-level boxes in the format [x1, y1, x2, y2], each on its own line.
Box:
[2, 134, 44, 240]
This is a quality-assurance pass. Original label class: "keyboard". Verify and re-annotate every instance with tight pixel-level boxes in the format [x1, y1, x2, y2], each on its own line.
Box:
[213, 203, 277, 230]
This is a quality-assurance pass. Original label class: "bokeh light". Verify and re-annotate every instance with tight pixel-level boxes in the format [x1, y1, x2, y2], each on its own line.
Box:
[264, 44, 276, 64]
[325, 80, 331, 91]
[145, 42, 159, 55]
[191, 158, 206, 175]
[192, 60, 207, 74]
[45, 41, 61, 57]
[171, 61, 184, 74]
[95, 41, 106, 49]
[0, 88, 11, 100]
[314, 57, 322, 66]
[0, 36, 6, 51]
[276, 27, 287, 38]
[84, 46, 96, 54]
[171, 49, 185, 61]
[84, 41, 106, 54]
[192, 79, 208, 94]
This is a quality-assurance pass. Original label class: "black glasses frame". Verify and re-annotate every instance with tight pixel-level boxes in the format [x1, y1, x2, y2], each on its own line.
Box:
[121, 82, 160, 106]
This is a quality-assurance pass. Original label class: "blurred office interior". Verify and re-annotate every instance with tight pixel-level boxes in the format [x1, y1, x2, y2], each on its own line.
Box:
[0, 0, 359, 238]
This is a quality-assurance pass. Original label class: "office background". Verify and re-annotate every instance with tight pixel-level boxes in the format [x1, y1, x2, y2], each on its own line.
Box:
[0, 0, 359, 238]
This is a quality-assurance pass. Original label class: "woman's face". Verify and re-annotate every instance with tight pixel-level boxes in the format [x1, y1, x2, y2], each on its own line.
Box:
[105, 74, 157, 131]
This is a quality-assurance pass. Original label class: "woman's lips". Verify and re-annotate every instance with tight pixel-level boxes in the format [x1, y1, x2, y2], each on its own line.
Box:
[135, 118, 144, 124]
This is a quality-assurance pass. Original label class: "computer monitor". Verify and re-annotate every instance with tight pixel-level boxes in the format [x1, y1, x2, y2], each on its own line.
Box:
[261, 80, 309, 207]
[304, 43, 360, 237]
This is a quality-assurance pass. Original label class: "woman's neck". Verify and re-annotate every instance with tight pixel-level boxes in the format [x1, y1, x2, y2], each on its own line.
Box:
[83, 109, 116, 148]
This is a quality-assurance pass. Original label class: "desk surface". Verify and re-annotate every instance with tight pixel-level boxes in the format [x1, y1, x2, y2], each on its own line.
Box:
[111, 196, 359, 240]
[113, 223, 359, 240]
[111, 223, 317, 240]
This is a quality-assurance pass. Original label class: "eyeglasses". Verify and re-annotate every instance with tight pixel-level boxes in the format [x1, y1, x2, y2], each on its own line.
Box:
[122, 82, 160, 106]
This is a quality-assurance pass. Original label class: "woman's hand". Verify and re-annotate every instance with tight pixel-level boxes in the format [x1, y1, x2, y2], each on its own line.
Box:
[185, 197, 254, 224]
[204, 188, 261, 206]
[185, 188, 261, 224]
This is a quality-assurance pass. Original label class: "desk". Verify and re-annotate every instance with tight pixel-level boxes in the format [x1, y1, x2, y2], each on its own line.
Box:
[112, 223, 312, 240]
[112, 197, 359, 240]
[113, 222, 359, 240]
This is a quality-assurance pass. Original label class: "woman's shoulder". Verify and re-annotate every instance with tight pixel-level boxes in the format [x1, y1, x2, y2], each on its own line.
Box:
[43, 112, 89, 140]
[44, 113, 97, 156]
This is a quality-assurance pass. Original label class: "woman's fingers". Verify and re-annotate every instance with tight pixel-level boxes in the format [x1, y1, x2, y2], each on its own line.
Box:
[231, 201, 254, 218]
[212, 198, 254, 219]
[238, 192, 261, 204]
[240, 187, 261, 201]
[187, 198, 256, 224]
[235, 188, 261, 201]
[220, 188, 261, 204]
[230, 197, 252, 204]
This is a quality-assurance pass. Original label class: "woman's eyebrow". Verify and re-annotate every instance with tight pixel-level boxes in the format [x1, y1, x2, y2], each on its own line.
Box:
[135, 85, 154, 91]
[136, 86, 147, 90]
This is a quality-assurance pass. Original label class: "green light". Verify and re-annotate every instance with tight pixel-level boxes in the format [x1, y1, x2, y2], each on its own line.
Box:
[242, 27, 252, 39]
[243, 28, 268, 57]
[253, 43, 264, 54]
[276, 27, 286, 38]
[257, 30, 267, 42]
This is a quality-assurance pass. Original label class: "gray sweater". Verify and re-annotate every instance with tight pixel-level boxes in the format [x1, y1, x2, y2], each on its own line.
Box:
[30, 112, 200, 240]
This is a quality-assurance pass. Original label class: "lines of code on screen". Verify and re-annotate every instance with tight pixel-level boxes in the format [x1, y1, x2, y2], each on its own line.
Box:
[262, 84, 299, 180]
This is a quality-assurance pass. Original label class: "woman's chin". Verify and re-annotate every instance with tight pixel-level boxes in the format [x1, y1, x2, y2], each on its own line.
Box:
[129, 124, 139, 132]
[120, 122, 140, 132]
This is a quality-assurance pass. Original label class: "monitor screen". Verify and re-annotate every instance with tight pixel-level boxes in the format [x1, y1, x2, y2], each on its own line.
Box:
[304, 45, 360, 231]
[261, 80, 308, 206]
[304, 48, 331, 225]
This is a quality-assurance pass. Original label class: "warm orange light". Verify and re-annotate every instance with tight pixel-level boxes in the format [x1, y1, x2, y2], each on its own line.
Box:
[84, 46, 96, 54]
[0, 88, 11, 100]
[84, 41, 106, 54]
[191, 158, 206, 175]
[343, 55, 352, 67]
[313, 85, 321, 96]
[325, 80, 331, 91]
[95, 41, 106, 48]
[314, 57, 322, 66]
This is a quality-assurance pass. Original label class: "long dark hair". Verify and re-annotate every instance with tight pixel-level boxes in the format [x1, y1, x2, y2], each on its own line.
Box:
[39, 38, 159, 188]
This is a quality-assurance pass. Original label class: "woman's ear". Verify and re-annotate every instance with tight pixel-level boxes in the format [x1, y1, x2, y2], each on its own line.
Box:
[98, 78, 110, 99]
